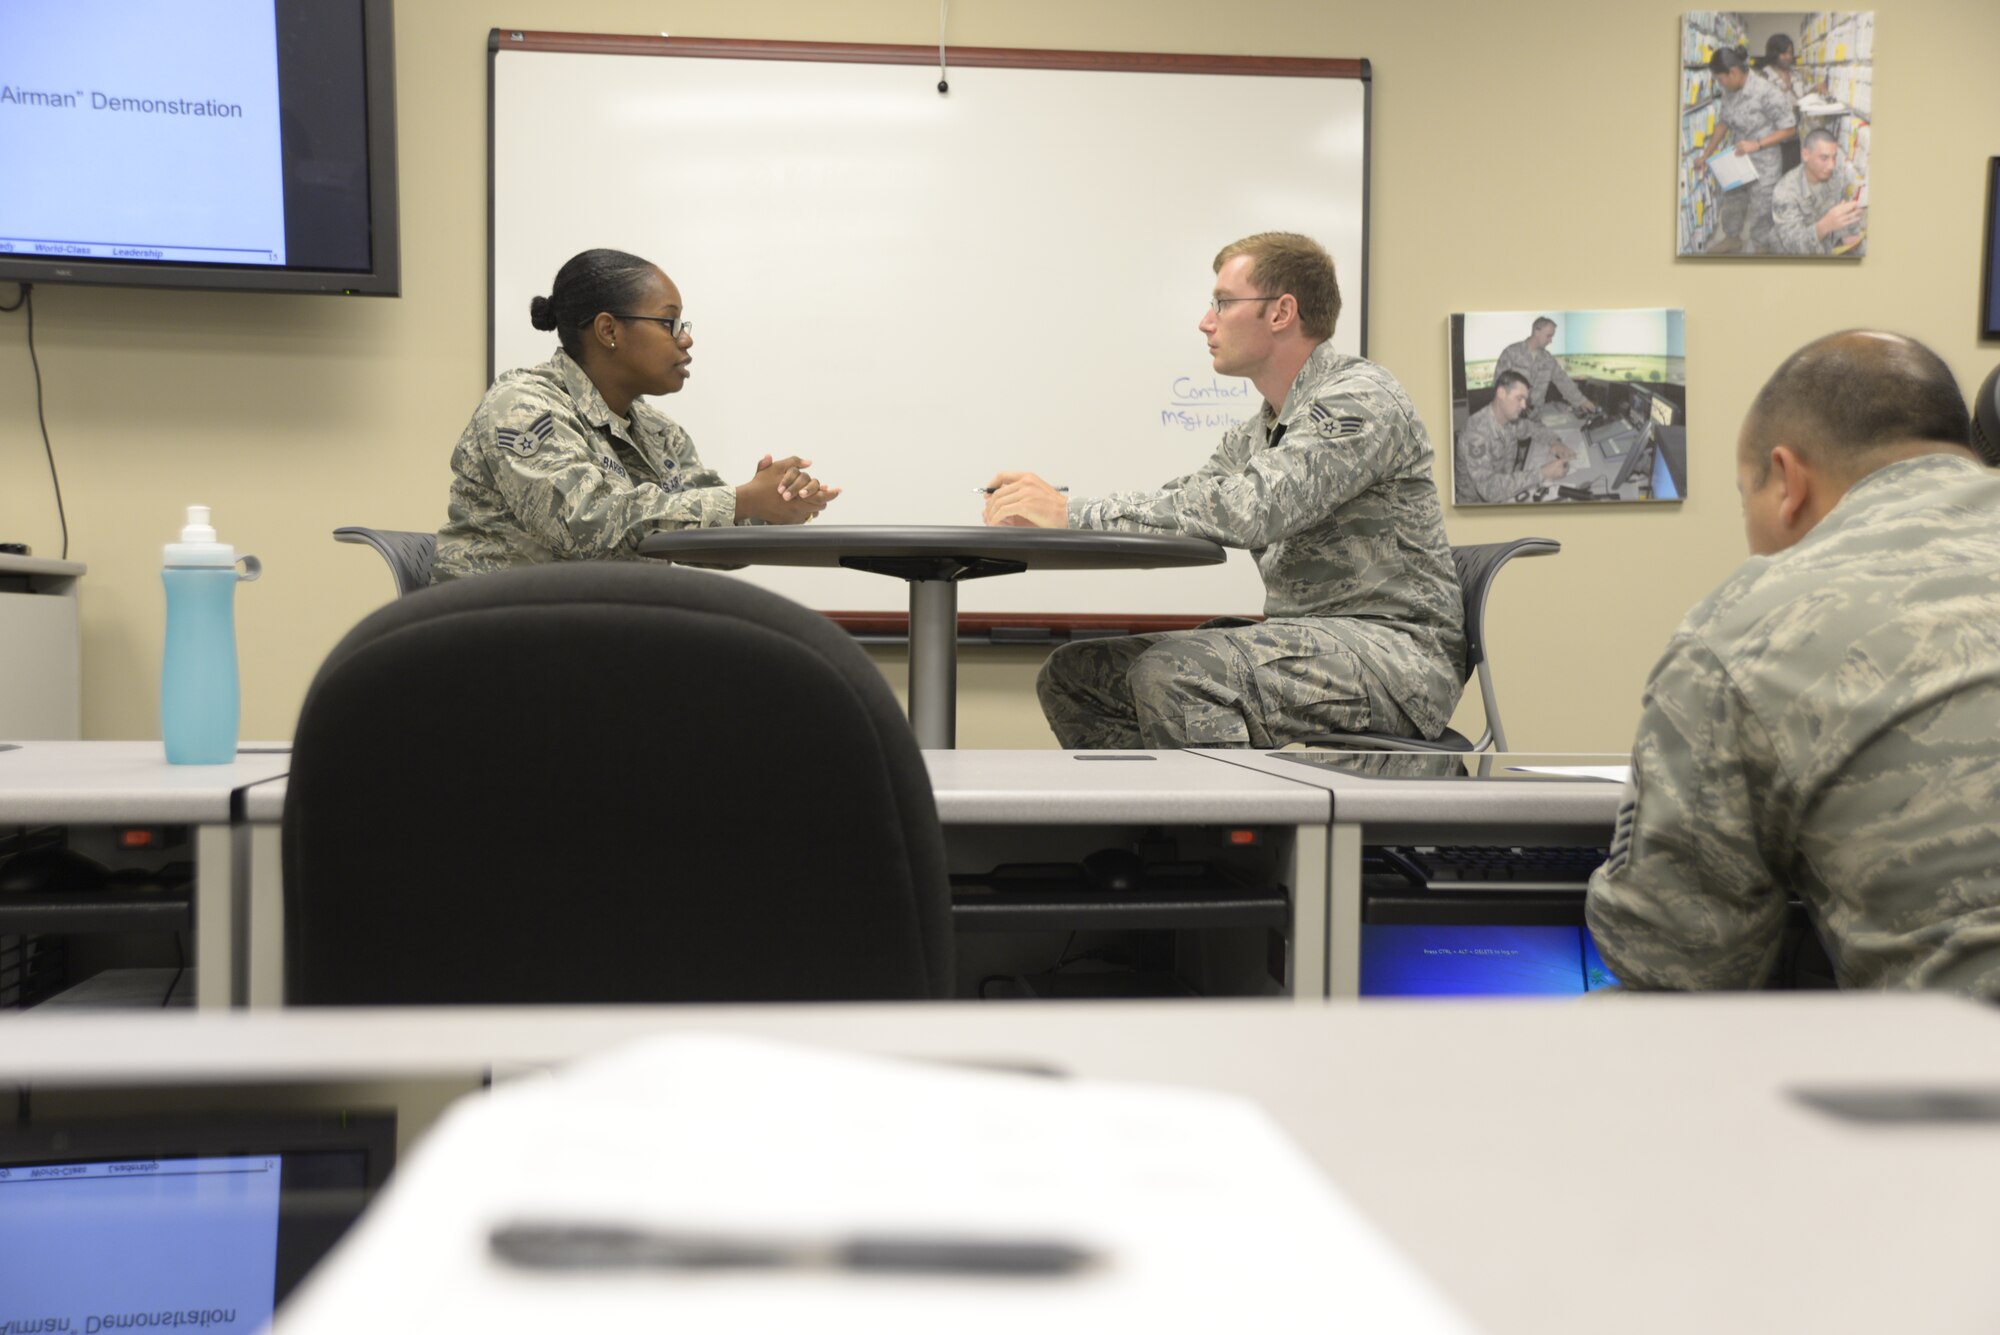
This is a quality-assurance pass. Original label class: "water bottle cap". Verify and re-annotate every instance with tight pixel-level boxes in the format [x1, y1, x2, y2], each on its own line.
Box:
[165, 504, 236, 567]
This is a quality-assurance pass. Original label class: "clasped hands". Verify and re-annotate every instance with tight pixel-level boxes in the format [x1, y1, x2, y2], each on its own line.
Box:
[737, 453, 841, 525]
[980, 472, 1069, 528]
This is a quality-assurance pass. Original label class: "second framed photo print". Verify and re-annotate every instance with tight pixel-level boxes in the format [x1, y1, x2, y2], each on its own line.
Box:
[1678, 11, 1873, 258]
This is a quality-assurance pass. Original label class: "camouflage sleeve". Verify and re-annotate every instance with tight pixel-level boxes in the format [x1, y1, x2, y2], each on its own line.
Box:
[1069, 420, 1258, 534]
[1548, 358, 1590, 410]
[1585, 631, 1790, 990]
[1071, 396, 1403, 548]
[1457, 415, 1540, 503]
[1769, 174, 1826, 255]
[479, 401, 736, 559]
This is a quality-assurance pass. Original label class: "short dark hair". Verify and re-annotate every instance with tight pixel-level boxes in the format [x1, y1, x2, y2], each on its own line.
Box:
[530, 249, 659, 358]
[1494, 370, 1531, 393]
[1802, 127, 1838, 152]
[1761, 33, 1795, 64]
[1742, 331, 1974, 481]
[1531, 317, 1556, 333]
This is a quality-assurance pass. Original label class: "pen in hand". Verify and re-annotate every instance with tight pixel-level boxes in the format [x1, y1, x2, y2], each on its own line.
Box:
[491, 1221, 1098, 1276]
[974, 485, 1067, 494]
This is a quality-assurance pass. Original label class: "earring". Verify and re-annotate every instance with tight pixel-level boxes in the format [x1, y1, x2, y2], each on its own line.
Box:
[609, 340, 617, 349]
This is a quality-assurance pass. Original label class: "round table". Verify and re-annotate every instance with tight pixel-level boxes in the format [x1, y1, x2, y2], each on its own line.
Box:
[637, 525, 1226, 748]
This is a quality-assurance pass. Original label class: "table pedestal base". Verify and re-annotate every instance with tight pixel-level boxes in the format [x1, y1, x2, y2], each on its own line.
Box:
[907, 580, 958, 749]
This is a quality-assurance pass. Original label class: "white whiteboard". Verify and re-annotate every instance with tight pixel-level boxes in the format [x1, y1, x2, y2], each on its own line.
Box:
[491, 36, 1370, 621]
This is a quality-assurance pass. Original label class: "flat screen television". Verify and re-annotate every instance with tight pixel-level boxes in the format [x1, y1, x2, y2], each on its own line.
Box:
[0, 0, 400, 296]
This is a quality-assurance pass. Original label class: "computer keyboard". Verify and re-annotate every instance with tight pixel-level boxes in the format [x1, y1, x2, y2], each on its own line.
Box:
[1372, 845, 1611, 892]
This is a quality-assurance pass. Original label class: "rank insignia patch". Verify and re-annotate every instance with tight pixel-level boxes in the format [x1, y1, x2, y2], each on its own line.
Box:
[495, 411, 557, 457]
[1308, 403, 1365, 438]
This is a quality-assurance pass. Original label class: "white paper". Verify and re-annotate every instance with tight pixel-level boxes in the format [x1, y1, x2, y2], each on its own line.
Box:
[1508, 765, 1632, 783]
[1707, 150, 1759, 192]
[279, 1034, 1474, 1333]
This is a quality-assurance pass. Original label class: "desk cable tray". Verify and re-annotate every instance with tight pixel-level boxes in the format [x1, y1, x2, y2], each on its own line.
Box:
[950, 861, 1288, 932]
[1368, 845, 1611, 893]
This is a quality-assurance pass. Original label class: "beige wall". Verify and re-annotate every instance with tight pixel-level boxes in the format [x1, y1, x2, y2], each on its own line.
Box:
[3, 0, 1996, 750]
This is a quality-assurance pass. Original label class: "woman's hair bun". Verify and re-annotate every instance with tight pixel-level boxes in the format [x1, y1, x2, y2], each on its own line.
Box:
[528, 294, 558, 331]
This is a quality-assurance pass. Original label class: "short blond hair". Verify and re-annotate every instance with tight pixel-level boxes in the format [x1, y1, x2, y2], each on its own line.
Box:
[1212, 232, 1340, 340]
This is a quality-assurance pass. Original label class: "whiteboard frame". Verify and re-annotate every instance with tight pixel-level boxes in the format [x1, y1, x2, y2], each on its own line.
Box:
[486, 30, 1372, 637]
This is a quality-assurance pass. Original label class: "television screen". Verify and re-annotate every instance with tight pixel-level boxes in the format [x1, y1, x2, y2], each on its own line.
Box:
[0, 0, 399, 296]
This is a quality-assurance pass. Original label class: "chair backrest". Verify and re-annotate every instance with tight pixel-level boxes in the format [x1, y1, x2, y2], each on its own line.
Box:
[333, 526, 436, 597]
[283, 563, 954, 1004]
[1451, 537, 1560, 752]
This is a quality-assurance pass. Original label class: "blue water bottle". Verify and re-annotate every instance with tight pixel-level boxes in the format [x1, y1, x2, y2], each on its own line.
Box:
[161, 505, 262, 765]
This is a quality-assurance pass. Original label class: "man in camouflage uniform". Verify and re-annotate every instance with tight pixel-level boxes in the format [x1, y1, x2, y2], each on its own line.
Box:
[982, 232, 1465, 749]
[1699, 47, 1797, 255]
[1495, 318, 1597, 417]
[1587, 331, 2000, 995]
[1770, 129, 1865, 256]
[1455, 370, 1574, 504]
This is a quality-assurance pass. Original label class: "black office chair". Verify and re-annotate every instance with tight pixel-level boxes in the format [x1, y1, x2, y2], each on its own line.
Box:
[334, 526, 436, 596]
[283, 563, 953, 1004]
[1299, 537, 1560, 754]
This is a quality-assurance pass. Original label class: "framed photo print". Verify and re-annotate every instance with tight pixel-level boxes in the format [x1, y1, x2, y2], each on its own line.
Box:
[1679, 11, 1872, 258]
[1449, 309, 1687, 506]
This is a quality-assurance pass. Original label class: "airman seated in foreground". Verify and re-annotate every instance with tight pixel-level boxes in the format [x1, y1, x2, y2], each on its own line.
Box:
[1587, 331, 2000, 994]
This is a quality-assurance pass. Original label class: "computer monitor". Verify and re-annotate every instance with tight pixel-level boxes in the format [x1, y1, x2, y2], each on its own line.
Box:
[1648, 391, 1676, 428]
[0, 1112, 393, 1324]
[1359, 923, 1620, 996]
[1650, 444, 1681, 500]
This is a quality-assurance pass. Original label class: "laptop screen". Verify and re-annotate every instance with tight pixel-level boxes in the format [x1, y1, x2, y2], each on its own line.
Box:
[0, 1113, 393, 1328]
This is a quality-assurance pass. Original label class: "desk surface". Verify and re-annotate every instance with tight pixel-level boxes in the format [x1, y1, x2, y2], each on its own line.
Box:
[0, 740, 292, 822]
[0, 553, 87, 579]
[637, 524, 1226, 573]
[927, 748, 1328, 824]
[9, 994, 1999, 1334]
[1206, 750, 1627, 832]
[241, 750, 1331, 825]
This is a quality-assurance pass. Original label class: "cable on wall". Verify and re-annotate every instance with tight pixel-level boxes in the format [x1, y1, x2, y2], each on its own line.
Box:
[937, 0, 950, 94]
[0, 283, 67, 560]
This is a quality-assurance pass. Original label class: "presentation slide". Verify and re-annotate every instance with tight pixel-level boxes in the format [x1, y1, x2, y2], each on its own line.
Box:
[0, 1154, 281, 1332]
[0, 0, 286, 265]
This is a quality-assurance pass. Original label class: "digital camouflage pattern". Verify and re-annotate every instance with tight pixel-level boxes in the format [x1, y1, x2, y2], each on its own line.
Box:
[1047, 342, 1466, 747]
[1713, 75, 1796, 251]
[1770, 159, 1863, 255]
[1758, 63, 1814, 103]
[1454, 402, 1546, 504]
[1587, 454, 2000, 995]
[433, 349, 736, 581]
[1494, 339, 1589, 411]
